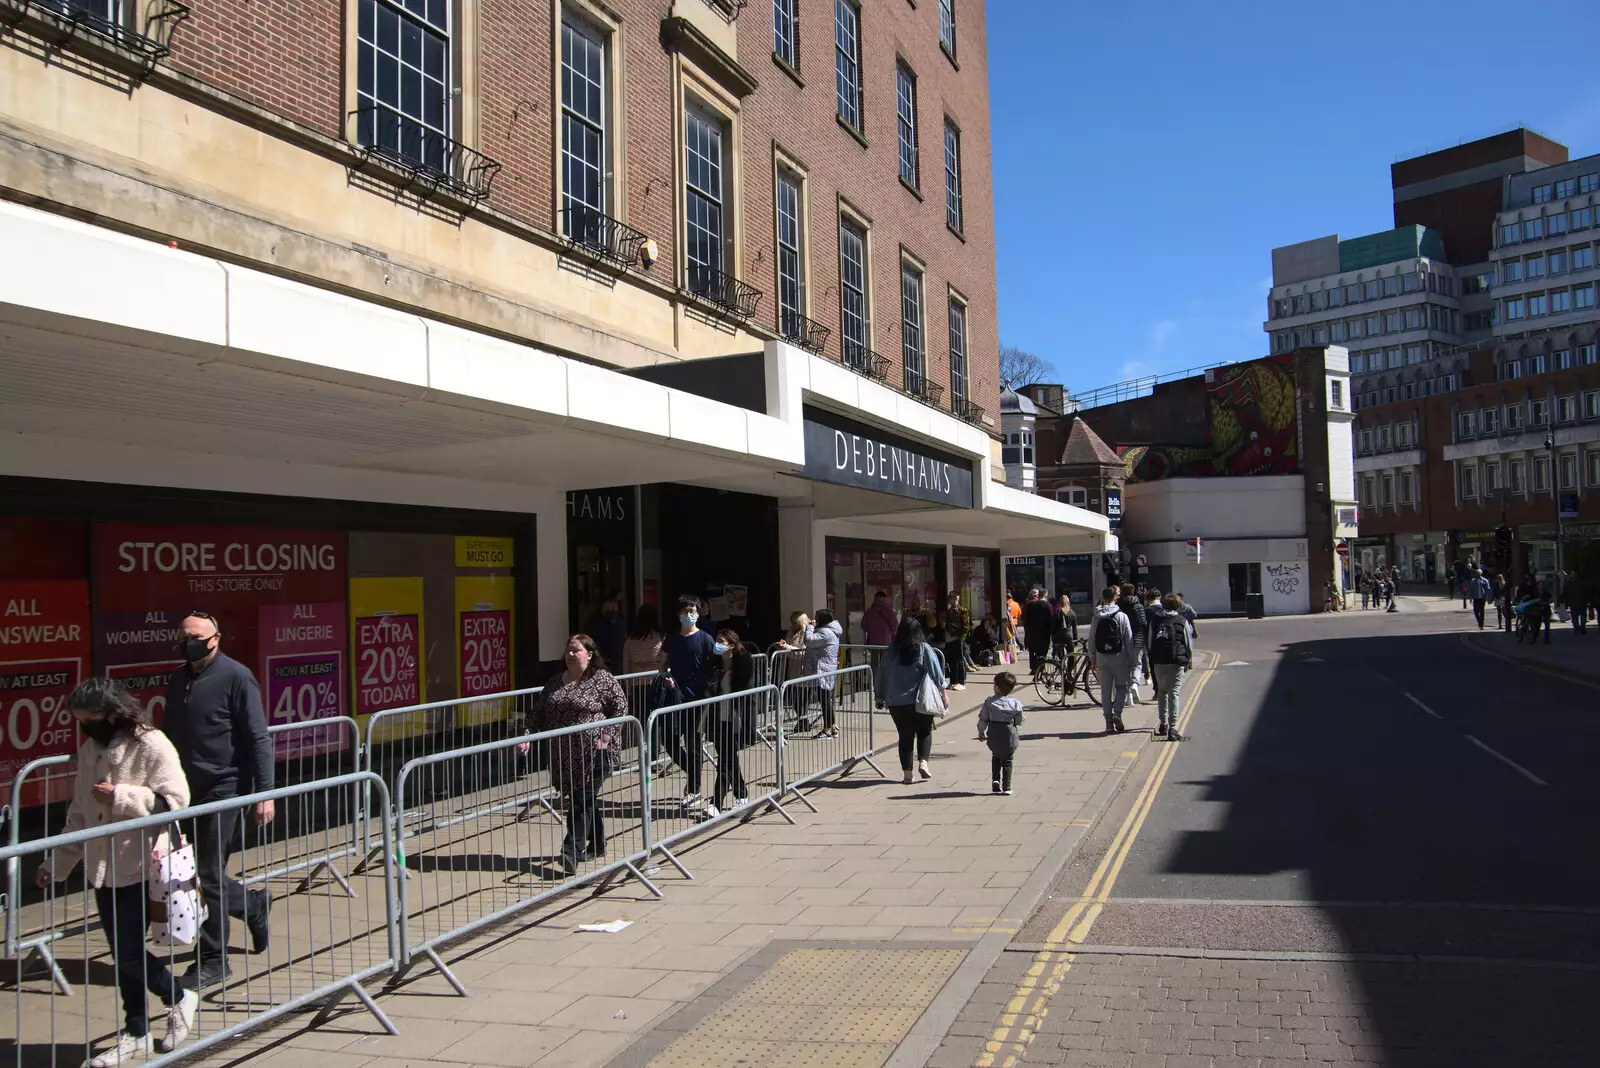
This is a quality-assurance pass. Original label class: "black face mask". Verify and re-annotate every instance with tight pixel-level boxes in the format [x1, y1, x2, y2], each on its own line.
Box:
[180, 636, 214, 663]
[80, 719, 119, 745]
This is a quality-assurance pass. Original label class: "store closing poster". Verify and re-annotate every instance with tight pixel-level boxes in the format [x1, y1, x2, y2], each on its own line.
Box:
[350, 576, 426, 745]
[93, 523, 348, 752]
[0, 580, 91, 804]
[455, 536, 514, 729]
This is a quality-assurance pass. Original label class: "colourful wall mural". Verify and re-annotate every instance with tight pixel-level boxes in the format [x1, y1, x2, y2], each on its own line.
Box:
[1120, 355, 1300, 482]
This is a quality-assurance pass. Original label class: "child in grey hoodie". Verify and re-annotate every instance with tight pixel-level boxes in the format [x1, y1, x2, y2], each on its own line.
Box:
[977, 672, 1025, 795]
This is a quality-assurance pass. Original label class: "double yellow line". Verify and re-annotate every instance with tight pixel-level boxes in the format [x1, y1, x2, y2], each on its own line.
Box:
[976, 650, 1220, 1068]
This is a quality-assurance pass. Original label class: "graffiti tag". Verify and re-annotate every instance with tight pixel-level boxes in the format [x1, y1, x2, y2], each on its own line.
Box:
[1266, 562, 1303, 597]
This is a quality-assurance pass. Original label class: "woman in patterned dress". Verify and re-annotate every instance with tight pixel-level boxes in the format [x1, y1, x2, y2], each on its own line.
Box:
[525, 634, 627, 873]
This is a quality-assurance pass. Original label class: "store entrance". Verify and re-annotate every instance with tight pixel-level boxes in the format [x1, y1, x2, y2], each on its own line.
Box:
[1228, 562, 1261, 614]
[567, 487, 637, 635]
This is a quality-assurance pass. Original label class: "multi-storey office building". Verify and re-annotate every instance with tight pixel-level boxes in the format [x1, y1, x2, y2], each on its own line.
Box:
[0, 1, 1108, 785]
[1268, 129, 1571, 408]
[1489, 155, 1600, 351]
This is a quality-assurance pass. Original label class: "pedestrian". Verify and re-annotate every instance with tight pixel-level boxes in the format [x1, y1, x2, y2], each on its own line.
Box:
[1140, 588, 1161, 693]
[1564, 573, 1590, 636]
[1384, 575, 1398, 612]
[36, 677, 199, 1065]
[163, 612, 272, 990]
[661, 595, 716, 809]
[1492, 572, 1508, 631]
[799, 608, 843, 738]
[623, 603, 667, 673]
[583, 589, 627, 674]
[976, 672, 1025, 796]
[1116, 583, 1149, 703]
[1360, 574, 1371, 610]
[874, 616, 947, 784]
[1006, 591, 1022, 640]
[861, 589, 899, 648]
[1454, 558, 1468, 608]
[1021, 588, 1054, 676]
[1051, 593, 1078, 662]
[523, 634, 626, 871]
[1147, 595, 1191, 741]
[942, 591, 971, 691]
[703, 630, 756, 817]
[1089, 586, 1135, 733]
[1176, 593, 1198, 644]
[1468, 568, 1492, 630]
[969, 614, 1000, 667]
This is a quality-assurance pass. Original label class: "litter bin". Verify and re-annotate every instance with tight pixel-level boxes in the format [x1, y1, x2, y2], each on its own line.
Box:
[1246, 593, 1265, 619]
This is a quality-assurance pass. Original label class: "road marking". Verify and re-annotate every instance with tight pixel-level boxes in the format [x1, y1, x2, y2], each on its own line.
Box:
[1403, 692, 1444, 720]
[1464, 734, 1548, 786]
[977, 651, 1220, 1068]
[1223, 660, 1249, 666]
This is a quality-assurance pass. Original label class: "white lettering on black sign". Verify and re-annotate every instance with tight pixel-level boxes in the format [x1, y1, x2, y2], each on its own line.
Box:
[802, 409, 974, 508]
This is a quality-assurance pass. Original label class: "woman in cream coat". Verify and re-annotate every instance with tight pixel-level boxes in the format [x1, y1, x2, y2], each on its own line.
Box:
[36, 676, 198, 1066]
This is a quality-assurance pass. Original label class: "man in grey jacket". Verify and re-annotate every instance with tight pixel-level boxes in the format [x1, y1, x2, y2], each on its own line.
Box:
[1089, 587, 1136, 733]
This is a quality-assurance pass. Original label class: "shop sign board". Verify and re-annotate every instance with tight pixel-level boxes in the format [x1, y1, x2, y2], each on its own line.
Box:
[1559, 493, 1580, 520]
[350, 577, 426, 745]
[259, 601, 347, 758]
[1106, 489, 1123, 531]
[801, 406, 974, 508]
[0, 580, 90, 804]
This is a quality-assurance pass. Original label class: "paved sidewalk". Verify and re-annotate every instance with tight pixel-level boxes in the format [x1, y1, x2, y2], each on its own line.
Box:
[170, 667, 1174, 1068]
[1464, 624, 1600, 684]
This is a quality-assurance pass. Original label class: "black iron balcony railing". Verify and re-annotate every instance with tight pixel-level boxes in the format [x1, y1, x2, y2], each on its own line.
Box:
[3, 0, 190, 71]
[688, 264, 762, 320]
[347, 105, 502, 204]
[560, 204, 648, 268]
[704, 0, 749, 19]
[955, 397, 986, 424]
[844, 344, 891, 382]
[780, 309, 831, 355]
[904, 366, 945, 407]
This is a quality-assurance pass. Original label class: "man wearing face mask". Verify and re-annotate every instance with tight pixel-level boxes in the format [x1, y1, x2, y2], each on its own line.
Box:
[584, 590, 627, 671]
[162, 612, 274, 989]
[660, 595, 716, 810]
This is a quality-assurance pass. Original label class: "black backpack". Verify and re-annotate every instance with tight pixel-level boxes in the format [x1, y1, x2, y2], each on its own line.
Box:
[1150, 612, 1191, 666]
[1093, 610, 1125, 655]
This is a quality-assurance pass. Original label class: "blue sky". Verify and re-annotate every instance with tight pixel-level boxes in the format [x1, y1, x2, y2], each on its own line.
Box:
[988, 1, 1600, 394]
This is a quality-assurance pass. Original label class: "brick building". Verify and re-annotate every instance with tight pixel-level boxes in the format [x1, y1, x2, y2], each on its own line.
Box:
[1353, 335, 1600, 585]
[0, 0, 1108, 762]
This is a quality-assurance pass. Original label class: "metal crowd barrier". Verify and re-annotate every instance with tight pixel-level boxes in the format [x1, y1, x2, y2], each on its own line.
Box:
[2, 753, 78, 994]
[4, 772, 400, 1065]
[238, 716, 363, 898]
[775, 665, 882, 809]
[641, 686, 787, 880]
[389, 715, 653, 994]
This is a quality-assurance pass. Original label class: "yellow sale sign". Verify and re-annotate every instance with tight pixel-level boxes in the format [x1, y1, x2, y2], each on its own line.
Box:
[350, 577, 426, 744]
[455, 575, 515, 729]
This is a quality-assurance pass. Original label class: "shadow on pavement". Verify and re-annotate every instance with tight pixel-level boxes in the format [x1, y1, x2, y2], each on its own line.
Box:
[1157, 629, 1600, 1066]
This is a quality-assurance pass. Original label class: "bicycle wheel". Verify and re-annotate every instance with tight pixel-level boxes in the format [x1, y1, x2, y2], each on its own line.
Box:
[1079, 659, 1100, 707]
[1033, 658, 1067, 706]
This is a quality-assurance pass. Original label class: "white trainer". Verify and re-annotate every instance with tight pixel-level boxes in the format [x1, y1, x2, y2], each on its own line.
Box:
[161, 988, 199, 1052]
[89, 1033, 155, 1067]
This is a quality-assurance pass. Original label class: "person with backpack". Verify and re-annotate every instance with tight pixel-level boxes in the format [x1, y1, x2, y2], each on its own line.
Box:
[1147, 594, 1191, 741]
[1115, 583, 1148, 704]
[1089, 586, 1135, 733]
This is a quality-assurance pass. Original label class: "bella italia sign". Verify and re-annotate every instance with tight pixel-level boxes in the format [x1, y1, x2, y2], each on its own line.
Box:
[801, 406, 975, 508]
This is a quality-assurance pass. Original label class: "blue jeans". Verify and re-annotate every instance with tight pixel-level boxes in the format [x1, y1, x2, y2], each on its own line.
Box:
[1152, 663, 1184, 732]
[1096, 655, 1131, 726]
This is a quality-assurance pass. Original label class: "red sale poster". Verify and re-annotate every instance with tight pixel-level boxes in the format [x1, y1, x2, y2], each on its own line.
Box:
[354, 614, 421, 715]
[93, 523, 346, 696]
[258, 602, 347, 759]
[0, 581, 91, 805]
[96, 610, 185, 729]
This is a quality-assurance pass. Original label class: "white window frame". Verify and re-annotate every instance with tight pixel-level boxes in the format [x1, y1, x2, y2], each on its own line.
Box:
[834, 0, 862, 131]
[900, 258, 926, 391]
[559, 9, 610, 237]
[773, 0, 799, 69]
[838, 208, 871, 371]
[1460, 463, 1478, 499]
[948, 292, 968, 408]
[896, 63, 919, 189]
[1055, 486, 1088, 508]
[943, 119, 963, 234]
[775, 164, 807, 342]
[1559, 451, 1579, 490]
[356, 0, 454, 169]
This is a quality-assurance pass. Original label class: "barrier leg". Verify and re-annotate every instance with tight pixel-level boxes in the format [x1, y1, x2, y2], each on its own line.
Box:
[591, 859, 664, 900]
[649, 843, 695, 881]
[388, 945, 471, 997]
[779, 785, 820, 813]
[841, 753, 887, 779]
[294, 858, 358, 898]
[310, 976, 403, 1034]
[17, 941, 73, 996]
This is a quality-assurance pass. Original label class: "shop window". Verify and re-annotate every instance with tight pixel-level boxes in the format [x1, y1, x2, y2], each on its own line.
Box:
[1055, 486, 1088, 507]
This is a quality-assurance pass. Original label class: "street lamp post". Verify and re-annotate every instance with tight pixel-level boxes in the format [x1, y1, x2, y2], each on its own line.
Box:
[1545, 435, 1564, 600]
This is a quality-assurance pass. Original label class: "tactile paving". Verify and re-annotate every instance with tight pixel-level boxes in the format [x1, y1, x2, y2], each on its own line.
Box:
[643, 947, 966, 1068]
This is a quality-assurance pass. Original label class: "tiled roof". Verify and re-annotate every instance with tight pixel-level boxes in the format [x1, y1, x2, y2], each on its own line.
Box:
[1060, 418, 1121, 467]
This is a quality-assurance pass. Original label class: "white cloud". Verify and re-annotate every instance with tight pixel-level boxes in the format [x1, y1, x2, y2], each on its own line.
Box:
[1147, 320, 1179, 352]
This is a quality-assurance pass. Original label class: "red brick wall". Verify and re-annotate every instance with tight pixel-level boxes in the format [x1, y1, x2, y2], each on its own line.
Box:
[147, 1, 1001, 427]
[735, 0, 999, 424]
[165, 0, 343, 137]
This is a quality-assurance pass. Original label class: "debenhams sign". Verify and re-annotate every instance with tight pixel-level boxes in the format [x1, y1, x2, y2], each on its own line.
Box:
[801, 406, 975, 508]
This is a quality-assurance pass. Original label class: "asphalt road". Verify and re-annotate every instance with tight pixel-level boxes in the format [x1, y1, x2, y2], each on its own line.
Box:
[1111, 605, 1600, 909]
[967, 606, 1600, 1067]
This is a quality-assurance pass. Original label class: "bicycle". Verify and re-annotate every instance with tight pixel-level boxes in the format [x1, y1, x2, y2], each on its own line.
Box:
[1032, 640, 1099, 707]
